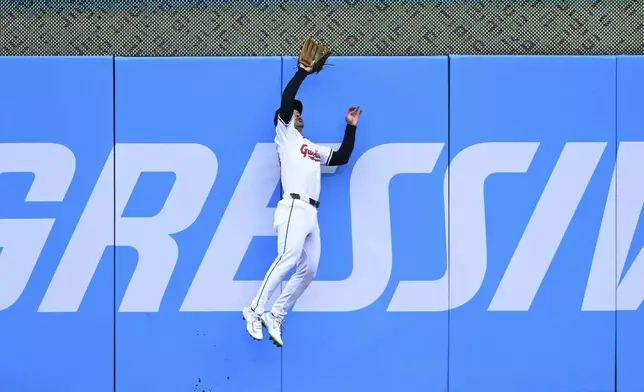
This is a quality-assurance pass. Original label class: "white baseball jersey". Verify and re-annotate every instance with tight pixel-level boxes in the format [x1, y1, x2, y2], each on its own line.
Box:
[275, 116, 332, 201]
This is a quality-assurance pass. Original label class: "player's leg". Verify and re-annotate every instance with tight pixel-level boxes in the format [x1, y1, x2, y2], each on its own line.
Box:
[243, 200, 309, 340]
[250, 202, 309, 314]
[256, 247, 309, 347]
[265, 221, 320, 346]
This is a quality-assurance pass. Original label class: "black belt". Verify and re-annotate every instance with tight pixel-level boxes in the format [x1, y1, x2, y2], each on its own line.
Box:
[290, 193, 320, 209]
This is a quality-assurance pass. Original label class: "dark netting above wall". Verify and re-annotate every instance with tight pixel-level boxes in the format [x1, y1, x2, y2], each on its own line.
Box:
[0, 0, 642, 56]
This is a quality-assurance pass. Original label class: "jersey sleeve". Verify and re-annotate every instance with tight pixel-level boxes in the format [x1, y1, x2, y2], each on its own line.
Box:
[275, 115, 299, 146]
[315, 143, 334, 166]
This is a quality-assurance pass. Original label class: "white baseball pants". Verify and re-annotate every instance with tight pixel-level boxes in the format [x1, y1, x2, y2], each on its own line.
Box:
[250, 197, 320, 319]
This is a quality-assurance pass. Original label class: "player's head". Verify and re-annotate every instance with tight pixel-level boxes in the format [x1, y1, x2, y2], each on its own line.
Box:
[274, 100, 304, 133]
[292, 101, 304, 133]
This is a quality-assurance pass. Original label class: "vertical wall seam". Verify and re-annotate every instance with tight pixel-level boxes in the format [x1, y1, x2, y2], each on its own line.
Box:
[280, 55, 284, 392]
[112, 55, 117, 392]
[446, 54, 451, 392]
[614, 55, 619, 392]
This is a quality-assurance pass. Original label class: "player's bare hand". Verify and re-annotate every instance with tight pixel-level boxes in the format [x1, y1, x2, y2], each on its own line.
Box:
[345, 106, 362, 126]
[298, 62, 313, 73]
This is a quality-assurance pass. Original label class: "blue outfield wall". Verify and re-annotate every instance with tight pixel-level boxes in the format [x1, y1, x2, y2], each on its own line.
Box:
[616, 56, 644, 392]
[0, 57, 115, 392]
[449, 55, 617, 392]
[0, 55, 642, 392]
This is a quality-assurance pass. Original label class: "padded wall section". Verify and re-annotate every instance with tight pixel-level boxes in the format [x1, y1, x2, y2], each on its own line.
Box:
[280, 56, 449, 392]
[0, 57, 115, 392]
[616, 55, 644, 392]
[114, 57, 282, 392]
[448, 55, 617, 392]
[5, 54, 642, 392]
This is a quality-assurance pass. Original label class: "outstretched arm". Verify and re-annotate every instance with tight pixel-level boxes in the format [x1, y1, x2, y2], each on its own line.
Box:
[328, 106, 362, 166]
[279, 64, 312, 124]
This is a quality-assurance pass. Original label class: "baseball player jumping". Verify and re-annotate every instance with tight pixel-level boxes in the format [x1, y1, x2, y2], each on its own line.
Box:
[243, 39, 362, 347]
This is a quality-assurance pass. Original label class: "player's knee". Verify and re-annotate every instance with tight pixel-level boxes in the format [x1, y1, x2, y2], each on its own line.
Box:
[280, 242, 305, 259]
[302, 264, 317, 282]
[277, 247, 305, 272]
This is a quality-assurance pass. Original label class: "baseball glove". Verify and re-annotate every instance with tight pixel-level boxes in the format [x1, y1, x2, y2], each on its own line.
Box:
[298, 37, 331, 73]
